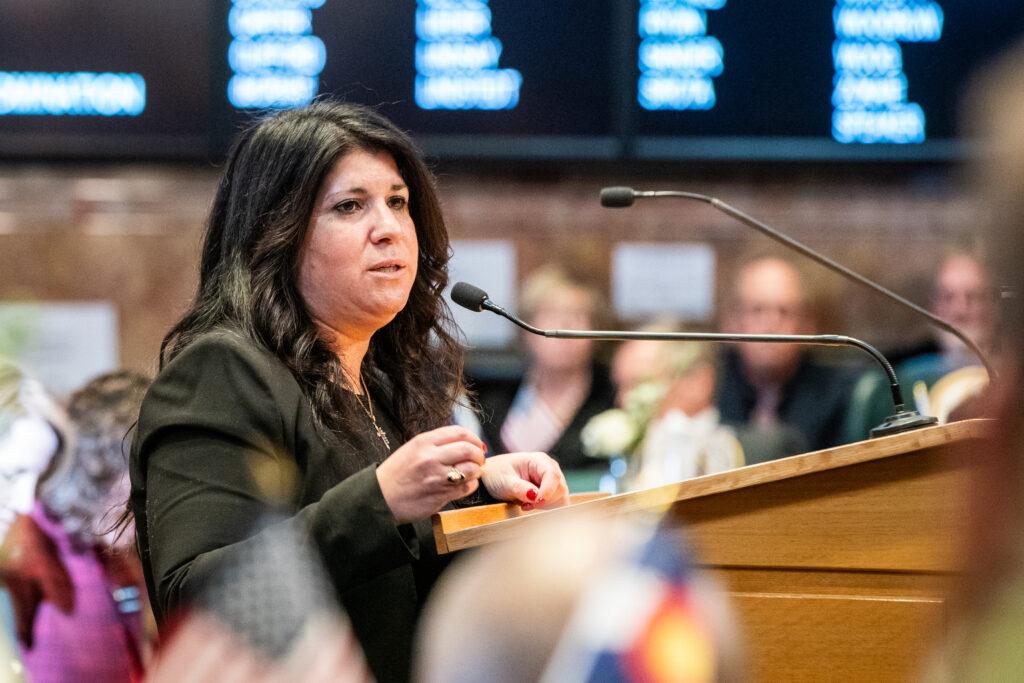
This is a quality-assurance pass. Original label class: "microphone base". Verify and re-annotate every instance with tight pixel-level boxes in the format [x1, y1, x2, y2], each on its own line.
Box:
[869, 410, 939, 438]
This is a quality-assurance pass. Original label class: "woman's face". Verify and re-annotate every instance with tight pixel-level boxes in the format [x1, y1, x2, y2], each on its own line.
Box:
[523, 285, 595, 372]
[297, 148, 419, 341]
[0, 414, 58, 534]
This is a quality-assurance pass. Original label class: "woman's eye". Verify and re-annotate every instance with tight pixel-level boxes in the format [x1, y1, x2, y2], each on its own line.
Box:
[388, 196, 408, 211]
[334, 200, 360, 214]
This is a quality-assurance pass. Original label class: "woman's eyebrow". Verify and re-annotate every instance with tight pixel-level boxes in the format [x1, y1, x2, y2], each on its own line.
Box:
[323, 183, 407, 201]
[328, 186, 368, 198]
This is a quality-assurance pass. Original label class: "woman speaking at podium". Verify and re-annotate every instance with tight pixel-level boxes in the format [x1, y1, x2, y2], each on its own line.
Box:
[128, 102, 568, 682]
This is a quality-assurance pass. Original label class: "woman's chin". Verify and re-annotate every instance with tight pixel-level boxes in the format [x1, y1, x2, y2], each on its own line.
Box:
[370, 297, 413, 327]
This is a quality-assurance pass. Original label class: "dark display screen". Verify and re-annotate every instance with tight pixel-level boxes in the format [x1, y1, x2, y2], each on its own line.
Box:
[3, 0, 1023, 161]
[0, 0, 213, 157]
[630, 0, 1024, 159]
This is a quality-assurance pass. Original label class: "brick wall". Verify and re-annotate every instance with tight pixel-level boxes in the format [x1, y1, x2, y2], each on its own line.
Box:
[0, 162, 983, 379]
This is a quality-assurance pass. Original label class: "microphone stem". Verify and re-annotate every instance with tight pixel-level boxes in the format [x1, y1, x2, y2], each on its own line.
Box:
[650, 191, 996, 380]
[483, 300, 906, 410]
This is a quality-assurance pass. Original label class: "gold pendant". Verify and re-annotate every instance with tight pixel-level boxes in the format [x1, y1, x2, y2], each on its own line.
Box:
[375, 425, 391, 450]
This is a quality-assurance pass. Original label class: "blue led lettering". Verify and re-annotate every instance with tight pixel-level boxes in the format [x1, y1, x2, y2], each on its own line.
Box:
[638, 0, 726, 111]
[228, 7, 312, 38]
[415, 0, 522, 110]
[832, 0, 943, 144]
[228, 0, 325, 109]
[416, 38, 502, 75]
[0, 72, 145, 116]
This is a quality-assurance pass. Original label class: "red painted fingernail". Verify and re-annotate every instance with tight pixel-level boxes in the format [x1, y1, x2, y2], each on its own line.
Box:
[526, 489, 537, 501]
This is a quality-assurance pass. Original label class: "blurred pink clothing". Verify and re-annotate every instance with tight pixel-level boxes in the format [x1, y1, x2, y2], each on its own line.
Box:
[19, 503, 141, 683]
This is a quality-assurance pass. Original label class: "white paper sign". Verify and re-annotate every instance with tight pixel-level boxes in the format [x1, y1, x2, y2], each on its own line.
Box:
[612, 243, 716, 321]
[0, 301, 118, 396]
[447, 240, 517, 348]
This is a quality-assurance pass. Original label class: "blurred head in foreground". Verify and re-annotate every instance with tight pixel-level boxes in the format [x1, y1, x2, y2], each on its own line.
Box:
[415, 516, 742, 683]
[931, 40, 1024, 681]
[964, 40, 1024, 569]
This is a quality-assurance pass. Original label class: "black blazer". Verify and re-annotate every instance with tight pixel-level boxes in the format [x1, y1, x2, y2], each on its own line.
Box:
[129, 330, 448, 683]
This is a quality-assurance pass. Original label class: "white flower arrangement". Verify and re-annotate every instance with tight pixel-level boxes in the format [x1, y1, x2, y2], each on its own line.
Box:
[580, 408, 639, 457]
[581, 380, 668, 458]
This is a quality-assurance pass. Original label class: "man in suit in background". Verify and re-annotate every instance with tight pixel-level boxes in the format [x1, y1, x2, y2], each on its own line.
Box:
[715, 256, 857, 461]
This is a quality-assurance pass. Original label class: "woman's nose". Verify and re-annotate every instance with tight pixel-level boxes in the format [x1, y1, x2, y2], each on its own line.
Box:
[369, 202, 402, 242]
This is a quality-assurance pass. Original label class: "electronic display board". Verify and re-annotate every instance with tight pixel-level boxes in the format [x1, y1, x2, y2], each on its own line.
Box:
[631, 0, 1024, 159]
[2, 0, 1024, 161]
[219, 0, 621, 157]
[0, 0, 214, 157]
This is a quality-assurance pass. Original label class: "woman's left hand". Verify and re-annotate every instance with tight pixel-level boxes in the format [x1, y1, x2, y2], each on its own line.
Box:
[480, 452, 569, 510]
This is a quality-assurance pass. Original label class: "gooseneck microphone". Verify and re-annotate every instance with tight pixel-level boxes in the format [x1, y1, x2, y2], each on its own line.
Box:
[451, 282, 937, 438]
[599, 186, 996, 381]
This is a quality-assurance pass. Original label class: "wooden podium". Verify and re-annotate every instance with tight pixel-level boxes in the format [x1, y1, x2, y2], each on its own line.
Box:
[432, 419, 991, 682]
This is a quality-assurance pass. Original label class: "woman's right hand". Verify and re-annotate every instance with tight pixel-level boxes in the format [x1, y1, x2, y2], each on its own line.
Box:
[375, 426, 487, 524]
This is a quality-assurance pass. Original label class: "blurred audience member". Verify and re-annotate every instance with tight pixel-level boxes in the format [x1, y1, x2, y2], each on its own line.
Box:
[474, 265, 615, 472]
[928, 252, 998, 368]
[0, 359, 73, 676]
[842, 252, 999, 441]
[611, 331, 743, 487]
[43, 371, 149, 549]
[416, 515, 743, 683]
[716, 256, 857, 460]
[19, 371, 150, 682]
[0, 360, 72, 545]
[888, 252, 998, 369]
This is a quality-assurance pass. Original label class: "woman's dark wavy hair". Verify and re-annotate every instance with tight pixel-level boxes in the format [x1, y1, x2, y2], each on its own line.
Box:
[163, 101, 463, 440]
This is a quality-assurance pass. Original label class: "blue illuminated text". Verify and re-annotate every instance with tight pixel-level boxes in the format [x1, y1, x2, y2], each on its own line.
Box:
[228, 0, 325, 109]
[638, 0, 726, 111]
[832, 0, 943, 144]
[415, 0, 522, 110]
[0, 72, 145, 116]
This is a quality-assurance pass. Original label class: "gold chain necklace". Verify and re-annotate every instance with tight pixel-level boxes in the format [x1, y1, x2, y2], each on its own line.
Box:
[354, 381, 391, 451]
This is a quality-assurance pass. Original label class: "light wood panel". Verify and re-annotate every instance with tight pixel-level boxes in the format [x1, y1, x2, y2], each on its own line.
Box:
[673, 445, 972, 572]
[706, 567, 956, 680]
[432, 420, 987, 554]
[732, 591, 945, 682]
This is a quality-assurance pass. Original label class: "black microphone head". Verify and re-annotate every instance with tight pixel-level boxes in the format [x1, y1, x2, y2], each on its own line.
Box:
[600, 186, 637, 208]
[450, 282, 489, 312]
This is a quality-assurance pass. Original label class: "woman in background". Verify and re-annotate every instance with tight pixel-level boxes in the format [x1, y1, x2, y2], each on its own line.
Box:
[474, 265, 616, 474]
[610, 333, 743, 487]
[18, 371, 151, 682]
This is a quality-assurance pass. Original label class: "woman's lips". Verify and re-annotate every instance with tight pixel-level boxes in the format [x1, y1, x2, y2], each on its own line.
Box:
[369, 259, 406, 274]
